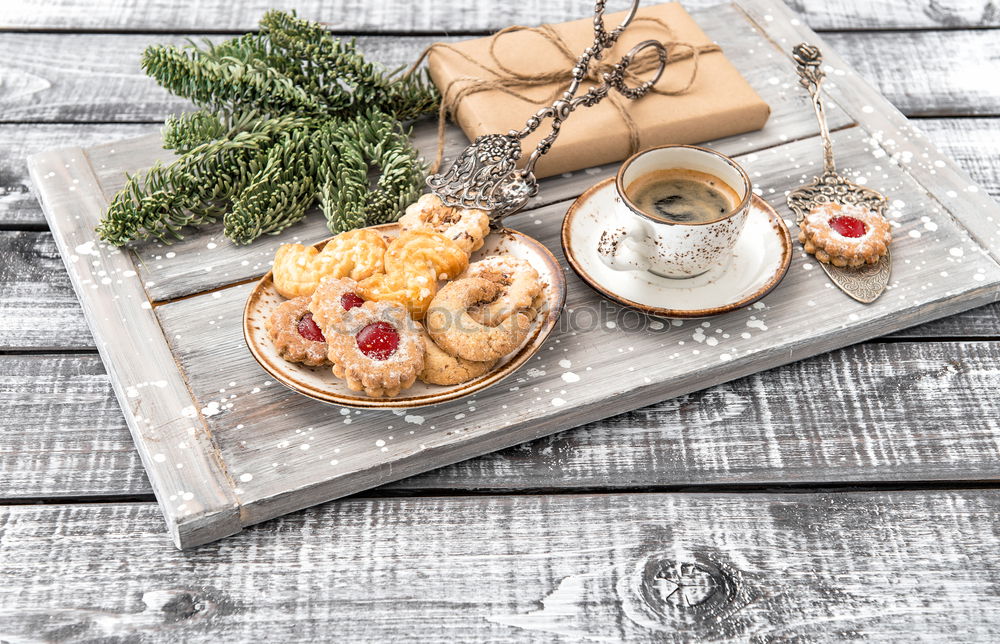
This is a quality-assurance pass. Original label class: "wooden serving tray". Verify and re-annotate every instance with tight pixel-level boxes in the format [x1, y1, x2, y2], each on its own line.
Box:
[28, 0, 1000, 548]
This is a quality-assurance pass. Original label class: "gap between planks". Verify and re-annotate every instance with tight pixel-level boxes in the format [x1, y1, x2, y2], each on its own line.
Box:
[9, 478, 1000, 507]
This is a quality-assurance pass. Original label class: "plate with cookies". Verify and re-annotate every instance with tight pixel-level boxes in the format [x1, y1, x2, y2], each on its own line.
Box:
[243, 194, 566, 408]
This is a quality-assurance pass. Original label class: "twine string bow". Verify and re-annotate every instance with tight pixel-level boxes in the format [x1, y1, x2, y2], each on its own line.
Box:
[405, 16, 722, 172]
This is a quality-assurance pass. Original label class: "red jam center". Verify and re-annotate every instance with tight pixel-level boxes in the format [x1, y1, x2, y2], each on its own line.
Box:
[297, 312, 325, 342]
[341, 292, 365, 310]
[356, 322, 399, 360]
[829, 215, 867, 238]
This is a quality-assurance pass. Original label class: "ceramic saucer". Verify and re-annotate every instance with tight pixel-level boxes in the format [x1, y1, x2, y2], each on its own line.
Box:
[561, 178, 792, 318]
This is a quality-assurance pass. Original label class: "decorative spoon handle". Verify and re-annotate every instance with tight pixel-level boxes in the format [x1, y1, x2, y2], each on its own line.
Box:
[792, 43, 836, 175]
[518, 0, 667, 176]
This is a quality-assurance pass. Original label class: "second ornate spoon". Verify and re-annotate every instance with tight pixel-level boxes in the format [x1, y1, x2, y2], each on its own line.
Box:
[786, 43, 891, 304]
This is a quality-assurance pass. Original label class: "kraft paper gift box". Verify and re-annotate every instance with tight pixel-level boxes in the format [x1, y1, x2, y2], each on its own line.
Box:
[425, 2, 770, 178]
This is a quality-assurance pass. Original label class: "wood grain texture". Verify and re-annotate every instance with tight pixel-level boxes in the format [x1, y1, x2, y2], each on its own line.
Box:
[2, 0, 997, 32]
[145, 125, 1000, 536]
[1, 228, 993, 354]
[3, 491, 1000, 640]
[7, 339, 1000, 499]
[0, 355, 150, 498]
[91, 2, 857, 302]
[0, 123, 158, 228]
[20, 0, 1000, 547]
[822, 30, 1000, 117]
[0, 231, 94, 350]
[1, 27, 997, 123]
[26, 147, 239, 548]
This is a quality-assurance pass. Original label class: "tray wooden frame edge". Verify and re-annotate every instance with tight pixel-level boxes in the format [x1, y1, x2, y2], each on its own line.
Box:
[27, 146, 242, 549]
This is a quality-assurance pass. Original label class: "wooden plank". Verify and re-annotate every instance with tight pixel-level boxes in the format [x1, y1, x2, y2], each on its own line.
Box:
[0, 231, 94, 350]
[22, 0, 1000, 546]
[6, 119, 997, 230]
[147, 122, 1000, 533]
[2, 227, 993, 354]
[2, 0, 996, 32]
[3, 491, 1000, 640]
[91, 2, 856, 302]
[7, 339, 1000, 499]
[823, 30, 1000, 117]
[26, 147, 239, 548]
[0, 355, 150, 498]
[0, 123, 157, 228]
[1, 28, 998, 124]
[738, 1, 1000, 273]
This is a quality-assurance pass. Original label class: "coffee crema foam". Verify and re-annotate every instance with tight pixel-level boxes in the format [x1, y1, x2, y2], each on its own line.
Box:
[626, 168, 741, 224]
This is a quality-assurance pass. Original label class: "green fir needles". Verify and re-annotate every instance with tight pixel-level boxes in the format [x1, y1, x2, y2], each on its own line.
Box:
[97, 10, 439, 246]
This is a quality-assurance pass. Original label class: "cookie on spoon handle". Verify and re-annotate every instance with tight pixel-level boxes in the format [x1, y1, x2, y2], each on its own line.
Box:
[786, 42, 891, 303]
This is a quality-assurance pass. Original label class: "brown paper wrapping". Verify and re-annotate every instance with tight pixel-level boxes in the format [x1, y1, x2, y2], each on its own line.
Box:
[426, 2, 770, 179]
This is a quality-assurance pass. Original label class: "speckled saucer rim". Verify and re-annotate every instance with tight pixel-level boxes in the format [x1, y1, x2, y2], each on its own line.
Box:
[561, 177, 793, 319]
[244, 223, 566, 409]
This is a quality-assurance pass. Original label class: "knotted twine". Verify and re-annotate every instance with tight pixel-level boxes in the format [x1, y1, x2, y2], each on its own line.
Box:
[404, 16, 722, 173]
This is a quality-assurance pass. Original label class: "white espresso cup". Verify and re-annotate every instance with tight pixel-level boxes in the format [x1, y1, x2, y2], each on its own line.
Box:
[597, 145, 752, 279]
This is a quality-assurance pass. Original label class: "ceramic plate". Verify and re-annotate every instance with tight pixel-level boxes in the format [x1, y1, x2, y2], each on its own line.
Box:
[562, 178, 792, 318]
[244, 224, 565, 409]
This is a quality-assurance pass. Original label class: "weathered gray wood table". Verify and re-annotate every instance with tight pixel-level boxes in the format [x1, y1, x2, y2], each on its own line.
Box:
[3, 0, 1000, 640]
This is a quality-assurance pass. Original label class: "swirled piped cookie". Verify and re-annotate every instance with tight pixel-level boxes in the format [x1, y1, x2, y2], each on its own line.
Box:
[799, 202, 891, 268]
[425, 277, 532, 363]
[272, 228, 387, 299]
[357, 230, 469, 319]
[419, 330, 495, 386]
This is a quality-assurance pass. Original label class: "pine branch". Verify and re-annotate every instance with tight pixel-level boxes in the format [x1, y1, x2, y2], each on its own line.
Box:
[224, 126, 321, 244]
[260, 10, 439, 120]
[141, 42, 322, 115]
[100, 11, 437, 246]
[98, 114, 315, 245]
[322, 111, 424, 233]
[96, 162, 224, 246]
[162, 110, 227, 153]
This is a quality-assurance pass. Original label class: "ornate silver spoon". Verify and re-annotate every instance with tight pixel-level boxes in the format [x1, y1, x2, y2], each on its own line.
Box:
[427, 0, 667, 226]
[786, 43, 891, 304]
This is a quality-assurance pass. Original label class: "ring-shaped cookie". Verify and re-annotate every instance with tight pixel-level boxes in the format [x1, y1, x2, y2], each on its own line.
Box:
[463, 256, 542, 326]
[399, 193, 491, 254]
[419, 330, 495, 386]
[799, 202, 891, 268]
[266, 296, 330, 367]
[425, 277, 533, 363]
[324, 300, 425, 398]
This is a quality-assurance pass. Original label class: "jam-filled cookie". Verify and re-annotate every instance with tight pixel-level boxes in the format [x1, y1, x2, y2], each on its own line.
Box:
[266, 296, 331, 367]
[419, 330, 495, 386]
[358, 230, 469, 319]
[799, 202, 891, 268]
[272, 228, 387, 299]
[425, 277, 533, 363]
[399, 193, 491, 254]
[463, 256, 541, 326]
[308, 277, 368, 337]
[324, 300, 425, 398]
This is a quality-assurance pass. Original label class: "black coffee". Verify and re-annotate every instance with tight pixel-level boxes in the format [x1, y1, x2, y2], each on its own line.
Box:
[626, 169, 740, 224]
